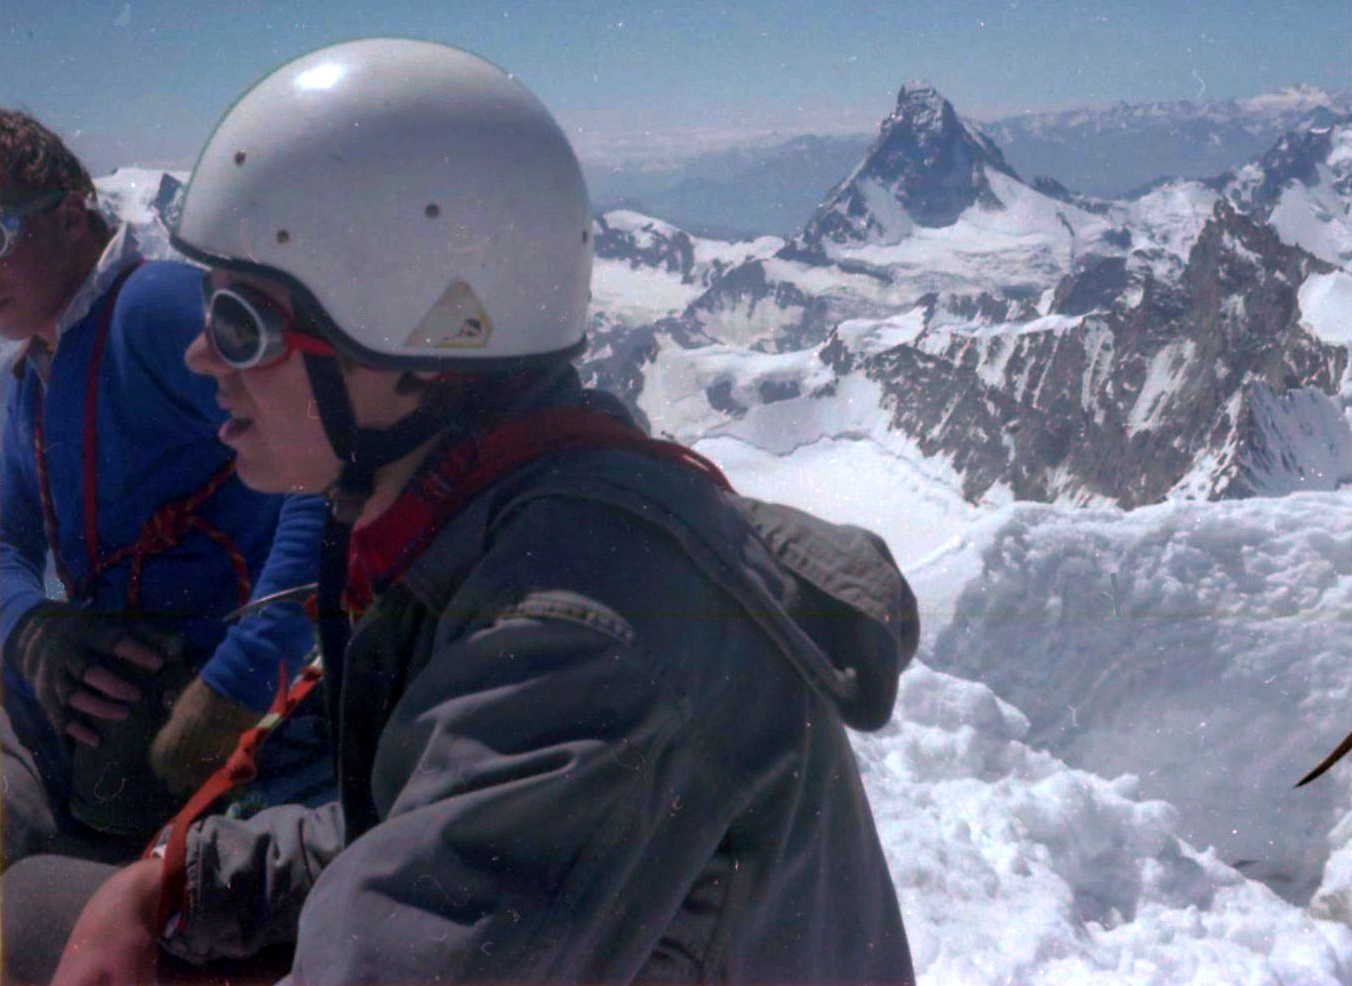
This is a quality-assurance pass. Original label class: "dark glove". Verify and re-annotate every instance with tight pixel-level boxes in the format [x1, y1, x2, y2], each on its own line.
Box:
[150, 675, 260, 798]
[4, 601, 173, 747]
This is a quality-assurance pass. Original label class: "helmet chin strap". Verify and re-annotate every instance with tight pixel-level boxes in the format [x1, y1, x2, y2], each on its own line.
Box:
[301, 354, 454, 525]
[302, 352, 458, 673]
[299, 353, 574, 672]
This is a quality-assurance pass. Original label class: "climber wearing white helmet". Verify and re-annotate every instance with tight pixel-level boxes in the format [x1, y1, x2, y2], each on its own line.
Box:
[10, 38, 918, 986]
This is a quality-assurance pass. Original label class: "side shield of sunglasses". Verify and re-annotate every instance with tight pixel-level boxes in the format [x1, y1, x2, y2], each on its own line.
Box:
[0, 190, 67, 260]
[206, 284, 335, 369]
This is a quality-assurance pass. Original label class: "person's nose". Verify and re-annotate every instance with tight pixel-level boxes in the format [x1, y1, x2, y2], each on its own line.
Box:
[185, 331, 227, 378]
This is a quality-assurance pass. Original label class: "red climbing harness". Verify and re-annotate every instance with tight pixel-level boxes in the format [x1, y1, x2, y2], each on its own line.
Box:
[151, 646, 325, 934]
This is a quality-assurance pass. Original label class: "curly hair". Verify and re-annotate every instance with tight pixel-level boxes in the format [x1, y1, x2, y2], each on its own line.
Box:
[0, 108, 96, 209]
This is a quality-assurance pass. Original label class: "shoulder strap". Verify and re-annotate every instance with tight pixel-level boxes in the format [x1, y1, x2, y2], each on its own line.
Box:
[32, 263, 141, 598]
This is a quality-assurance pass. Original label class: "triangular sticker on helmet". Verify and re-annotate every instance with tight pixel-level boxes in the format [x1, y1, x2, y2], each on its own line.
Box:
[404, 280, 495, 350]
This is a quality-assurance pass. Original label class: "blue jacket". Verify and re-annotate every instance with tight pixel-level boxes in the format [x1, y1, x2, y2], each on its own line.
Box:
[0, 251, 325, 715]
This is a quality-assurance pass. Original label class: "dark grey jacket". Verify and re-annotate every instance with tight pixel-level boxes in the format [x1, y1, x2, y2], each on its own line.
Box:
[168, 443, 919, 985]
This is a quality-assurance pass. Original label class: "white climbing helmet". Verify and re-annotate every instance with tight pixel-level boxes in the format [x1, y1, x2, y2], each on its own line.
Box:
[173, 37, 592, 369]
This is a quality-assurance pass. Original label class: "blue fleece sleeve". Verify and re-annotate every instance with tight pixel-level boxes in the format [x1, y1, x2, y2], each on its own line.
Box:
[197, 494, 326, 713]
[0, 374, 49, 653]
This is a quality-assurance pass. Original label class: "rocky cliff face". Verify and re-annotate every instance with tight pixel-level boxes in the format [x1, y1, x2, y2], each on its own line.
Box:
[827, 200, 1347, 507]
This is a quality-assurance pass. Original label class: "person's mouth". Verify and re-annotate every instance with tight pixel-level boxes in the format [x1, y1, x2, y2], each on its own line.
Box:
[220, 413, 254, 442]
[217, 399, 255, 442]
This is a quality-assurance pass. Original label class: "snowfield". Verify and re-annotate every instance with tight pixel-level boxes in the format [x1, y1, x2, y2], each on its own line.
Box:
[860, 664, 1352, 985]
[878, 491, 1352, 984]
[1301, 273, 1352, 348]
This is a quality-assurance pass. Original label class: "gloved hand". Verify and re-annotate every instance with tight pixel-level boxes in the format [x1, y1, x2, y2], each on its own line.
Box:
[4, 601, 170, 747]
[150, 675, 260, 798]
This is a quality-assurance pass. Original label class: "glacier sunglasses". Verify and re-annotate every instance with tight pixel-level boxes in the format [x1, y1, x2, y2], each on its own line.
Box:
[205, 282, 336, 370]
[0, 190, 65, 261]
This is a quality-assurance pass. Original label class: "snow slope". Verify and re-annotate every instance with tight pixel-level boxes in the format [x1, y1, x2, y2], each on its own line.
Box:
[916, 494, 1352, 912]
[862, 664, 1352, 985]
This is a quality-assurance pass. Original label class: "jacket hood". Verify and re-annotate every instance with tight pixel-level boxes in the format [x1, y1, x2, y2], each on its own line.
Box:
[486, 418, 920, 731]
[575, 386, 919, 729]
[398, 379, 919, 733]
[729, 497, 919, 731]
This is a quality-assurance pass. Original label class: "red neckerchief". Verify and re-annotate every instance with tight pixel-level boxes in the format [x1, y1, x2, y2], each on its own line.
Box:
[343, 405, 733, 618]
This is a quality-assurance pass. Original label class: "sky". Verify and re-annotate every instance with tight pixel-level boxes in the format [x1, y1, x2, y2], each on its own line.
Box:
[1, 0, 1348, 175]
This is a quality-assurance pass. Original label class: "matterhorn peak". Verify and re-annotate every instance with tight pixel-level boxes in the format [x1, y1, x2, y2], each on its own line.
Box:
[799, 82, 1020, 245]
[893, 80, 945, 109]
[897, 79, 938, 96]
[884, 80, 960, 136]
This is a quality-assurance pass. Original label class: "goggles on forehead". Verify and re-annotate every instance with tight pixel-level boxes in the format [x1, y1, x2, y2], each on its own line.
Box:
[0, 191, 66, 261]
[205, 283, 336, 370]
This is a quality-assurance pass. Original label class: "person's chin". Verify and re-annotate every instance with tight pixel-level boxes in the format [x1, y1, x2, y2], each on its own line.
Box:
[236, 462, 298, 495]
[235, 451, 333, 496]
[0, 310, 39, 342]
[229, 441, 287, 494]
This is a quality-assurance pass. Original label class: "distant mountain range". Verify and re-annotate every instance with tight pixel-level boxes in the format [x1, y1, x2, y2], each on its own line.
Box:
[23, 80, 1352, 519]
[982, 85, 1344, 198]
[586, 83, 1352, 511]
[588, 86, 1346, 235]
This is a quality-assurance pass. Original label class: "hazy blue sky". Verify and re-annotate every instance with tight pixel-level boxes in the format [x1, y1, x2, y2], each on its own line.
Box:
[2, 0, 1347, 173]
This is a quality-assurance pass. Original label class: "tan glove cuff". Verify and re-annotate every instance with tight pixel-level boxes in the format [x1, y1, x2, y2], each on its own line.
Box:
[150, 676, 261, 798]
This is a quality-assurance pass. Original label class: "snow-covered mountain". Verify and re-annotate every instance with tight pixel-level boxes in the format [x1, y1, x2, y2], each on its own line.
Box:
[668, 85, 1130, 356]
[843, 199, 1350, 507]
[590, 210, 783, 320]
[588, 85, 1352, 513]
[979, 85, 1344, 198]
[802, 82, 1023, 241]
[583, 211, 784, 430]
[582, 86, 1343, 235]
[1224, 121, 1352, 269]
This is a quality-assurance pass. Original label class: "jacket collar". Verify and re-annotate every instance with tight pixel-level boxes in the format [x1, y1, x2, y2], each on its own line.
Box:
[19, 224, 143, 382]
[54, 223, 142, 344]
